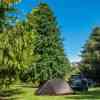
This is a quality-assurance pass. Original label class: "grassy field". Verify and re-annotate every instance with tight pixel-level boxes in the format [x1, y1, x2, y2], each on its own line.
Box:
[0, 84, 100, 100]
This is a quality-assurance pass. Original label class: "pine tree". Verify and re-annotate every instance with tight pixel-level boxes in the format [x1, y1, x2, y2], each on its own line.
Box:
[81, 27, 100, 82]
[26, 3, 70, 84]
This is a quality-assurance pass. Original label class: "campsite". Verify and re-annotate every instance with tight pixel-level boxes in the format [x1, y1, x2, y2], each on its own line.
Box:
[0, 0, 100, 100]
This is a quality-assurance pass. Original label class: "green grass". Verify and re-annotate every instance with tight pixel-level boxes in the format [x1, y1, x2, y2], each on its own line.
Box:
[0, 84, 100, 100]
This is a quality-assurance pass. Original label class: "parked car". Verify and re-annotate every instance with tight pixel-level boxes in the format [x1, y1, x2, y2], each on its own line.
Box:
[87, 78, 96, 87]
[68, 74, 88, 91]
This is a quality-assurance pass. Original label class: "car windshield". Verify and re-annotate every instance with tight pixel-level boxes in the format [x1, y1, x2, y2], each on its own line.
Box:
[72, 80, 81, 86]
[72, 75, 81, 80]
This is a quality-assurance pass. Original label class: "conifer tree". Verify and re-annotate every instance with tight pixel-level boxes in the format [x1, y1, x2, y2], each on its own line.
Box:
[26, 3, 70, 84]
[81, 27, 100, 82]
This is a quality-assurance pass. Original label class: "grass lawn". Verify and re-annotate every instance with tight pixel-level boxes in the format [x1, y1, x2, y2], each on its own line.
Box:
[0, 84, 100, 100]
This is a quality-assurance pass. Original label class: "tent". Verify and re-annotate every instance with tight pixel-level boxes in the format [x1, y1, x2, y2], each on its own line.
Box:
[36, 79, 73, 95]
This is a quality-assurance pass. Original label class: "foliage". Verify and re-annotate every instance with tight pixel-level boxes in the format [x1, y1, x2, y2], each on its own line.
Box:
[24, 3, 70, 84]
[3, 0, 20, 4]
[0, 1, 70, 86]
[0, 21, 35, 88]
[0, 0, 18, 32]
[0, 0, 19, 88]
[81, 27, 100, 82]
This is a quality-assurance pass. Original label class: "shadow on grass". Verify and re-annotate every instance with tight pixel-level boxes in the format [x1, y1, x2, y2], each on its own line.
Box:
[65, 88, 100, 99]
[19, 84, 34, 88]
[0, 96, 20, 100]
[0, 88, 24, 100]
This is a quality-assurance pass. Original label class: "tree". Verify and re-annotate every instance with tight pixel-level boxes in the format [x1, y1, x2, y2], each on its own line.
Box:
[0, 0, 22, 88]
[0, 20, 35, 88]
[26, 3, 70, 84]
[81, 27, 100, 82]
[0, 0, 19, 32]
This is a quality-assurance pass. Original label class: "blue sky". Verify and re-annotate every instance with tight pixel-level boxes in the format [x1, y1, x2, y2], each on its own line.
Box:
[16, 0, 100, 62]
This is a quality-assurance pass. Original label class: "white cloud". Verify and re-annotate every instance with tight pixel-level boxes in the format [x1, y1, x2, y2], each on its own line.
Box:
[69, 56, 82, 63]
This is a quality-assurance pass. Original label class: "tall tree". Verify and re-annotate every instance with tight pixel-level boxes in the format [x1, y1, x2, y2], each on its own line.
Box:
[26, 3, 70, 84]
[0, 20, 35, 87]
[0, 0, 21, 88]
[81, 27, 100, 82]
